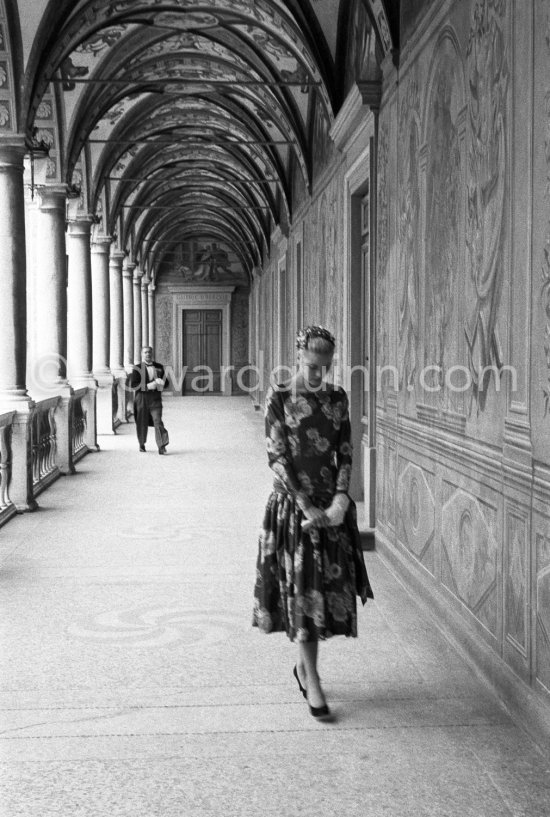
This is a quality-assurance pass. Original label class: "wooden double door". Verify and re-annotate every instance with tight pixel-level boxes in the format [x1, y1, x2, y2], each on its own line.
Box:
[182, 309, 222, 394]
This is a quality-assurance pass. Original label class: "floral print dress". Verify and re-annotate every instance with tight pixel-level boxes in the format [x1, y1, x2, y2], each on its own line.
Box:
[252, 384, 373, 642]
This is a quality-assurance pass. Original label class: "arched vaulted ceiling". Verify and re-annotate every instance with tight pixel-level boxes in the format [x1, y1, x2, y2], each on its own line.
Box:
[17, 0, 398, 284]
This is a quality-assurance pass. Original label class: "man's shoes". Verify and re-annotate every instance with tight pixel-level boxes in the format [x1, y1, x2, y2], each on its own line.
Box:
[158, 446, 166, 455]
[139, 445, 146, 452]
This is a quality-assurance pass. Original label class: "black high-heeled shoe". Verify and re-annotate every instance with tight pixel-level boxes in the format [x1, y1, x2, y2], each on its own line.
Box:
[308, 701, 331, 720]
[293, 665, 307, 699]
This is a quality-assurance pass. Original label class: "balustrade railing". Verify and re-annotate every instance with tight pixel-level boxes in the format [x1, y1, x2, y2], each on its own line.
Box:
[31, 397, 60, 494]
[0, 411, 15, 524]
[0, 386, 96, 528]
[72, 388, 88, 461]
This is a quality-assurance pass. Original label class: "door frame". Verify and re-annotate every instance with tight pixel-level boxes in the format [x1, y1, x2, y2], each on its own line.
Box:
[170, 285, 235, 396]
[342, 138, 377, 526]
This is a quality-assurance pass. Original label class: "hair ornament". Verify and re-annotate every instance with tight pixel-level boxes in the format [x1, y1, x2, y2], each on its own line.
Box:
[296, 325, 336, 350]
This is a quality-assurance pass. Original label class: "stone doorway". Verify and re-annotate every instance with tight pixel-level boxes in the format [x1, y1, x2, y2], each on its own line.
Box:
[182, 309, 223, 394]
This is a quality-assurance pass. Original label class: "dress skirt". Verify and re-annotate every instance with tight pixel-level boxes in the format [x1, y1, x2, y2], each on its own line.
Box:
[252, 490, 374, 642]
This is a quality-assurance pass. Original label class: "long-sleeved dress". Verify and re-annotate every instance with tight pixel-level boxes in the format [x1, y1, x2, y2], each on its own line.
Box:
[252, 383, 373, 642]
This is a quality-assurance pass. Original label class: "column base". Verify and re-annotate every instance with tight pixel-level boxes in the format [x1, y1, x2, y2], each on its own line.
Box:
[68, 374, 98, 391]
[0, 391, 32, 412]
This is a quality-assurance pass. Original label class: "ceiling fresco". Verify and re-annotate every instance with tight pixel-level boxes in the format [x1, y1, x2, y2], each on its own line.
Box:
[15, 0, 397, 282]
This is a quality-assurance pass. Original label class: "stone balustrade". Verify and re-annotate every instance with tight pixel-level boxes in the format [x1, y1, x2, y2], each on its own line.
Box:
[0, 410, 16, 526]
[0, 389, 96, 529]
[72, 388, 89, 463]
[31, 396, 60, 495]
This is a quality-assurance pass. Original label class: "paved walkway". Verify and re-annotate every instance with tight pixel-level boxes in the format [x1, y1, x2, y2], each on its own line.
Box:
[1, 396, 549, 817]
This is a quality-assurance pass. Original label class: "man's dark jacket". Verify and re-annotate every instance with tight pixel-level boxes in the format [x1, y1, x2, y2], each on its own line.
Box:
[129, 361, 166, 435]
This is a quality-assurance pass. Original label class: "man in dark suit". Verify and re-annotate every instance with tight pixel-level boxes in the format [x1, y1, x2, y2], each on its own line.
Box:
[129, 346, 169, 455]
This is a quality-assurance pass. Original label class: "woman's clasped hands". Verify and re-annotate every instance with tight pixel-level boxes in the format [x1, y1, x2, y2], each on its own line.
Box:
[301, 493, 350, 532]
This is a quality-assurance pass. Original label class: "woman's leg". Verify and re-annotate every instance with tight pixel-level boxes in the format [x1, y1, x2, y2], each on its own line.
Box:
[297, 641, 326, 708]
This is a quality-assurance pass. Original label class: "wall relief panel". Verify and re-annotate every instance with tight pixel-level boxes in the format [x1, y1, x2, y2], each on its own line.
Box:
[441, 485, 498, 635]
[423, 33, 464, 412]
[465, 0, 509, 412]
[505, 510, 528, 654]
[398, 76, 421, 402]
[397, 459, 435, 572]
[376, 119, 390, 409]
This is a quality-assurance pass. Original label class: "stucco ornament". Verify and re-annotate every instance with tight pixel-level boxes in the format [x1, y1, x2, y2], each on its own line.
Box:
[465, 0, 509, 411]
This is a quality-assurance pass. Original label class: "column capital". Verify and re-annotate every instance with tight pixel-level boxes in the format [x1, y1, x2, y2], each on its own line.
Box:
[67, 214, 95, 237]
[0, 136, 27, 170]
[133, 267, 144, 282]
[91, 234, 113, 255]
[110, 249, 126, 263]
[36, 184, 68, 212]
[123, 260, 136, 278]
[141, 274, 151, 290]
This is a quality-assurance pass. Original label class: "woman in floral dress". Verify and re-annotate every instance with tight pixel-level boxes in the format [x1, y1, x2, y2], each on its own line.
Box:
[252, 326, 373, 719]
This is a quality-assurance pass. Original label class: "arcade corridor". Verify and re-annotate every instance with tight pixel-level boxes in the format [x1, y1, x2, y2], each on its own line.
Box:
[0, 397, 549, 816]
[1, 0, 550, 805]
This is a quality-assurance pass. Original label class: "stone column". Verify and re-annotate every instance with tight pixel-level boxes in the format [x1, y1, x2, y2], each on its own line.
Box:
[122, 259, 135, 421]
[133, 266, 143, 363]
[148, 283, 156, 348]
[122, 259, 135, 371]
[109, 249, 128, 424]
[91, 234, 115, 435]
[24, 184, 39, 388]
[33, 184, 74, 474]
[141, 273, 150, 352]
[0, 140, 36, 510]
[67, 215, 98, 451]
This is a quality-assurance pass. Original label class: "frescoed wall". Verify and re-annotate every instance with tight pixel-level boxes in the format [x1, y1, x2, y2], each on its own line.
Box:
[375, 0, 550, 724]
[250, 0, 550, 733]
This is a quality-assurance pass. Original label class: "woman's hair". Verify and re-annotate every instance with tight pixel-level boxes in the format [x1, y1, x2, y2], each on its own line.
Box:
[296, 325, 336, 354]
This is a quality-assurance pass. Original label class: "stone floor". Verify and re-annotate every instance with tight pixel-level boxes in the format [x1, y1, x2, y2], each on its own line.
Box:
[1, 396, 549, 817]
